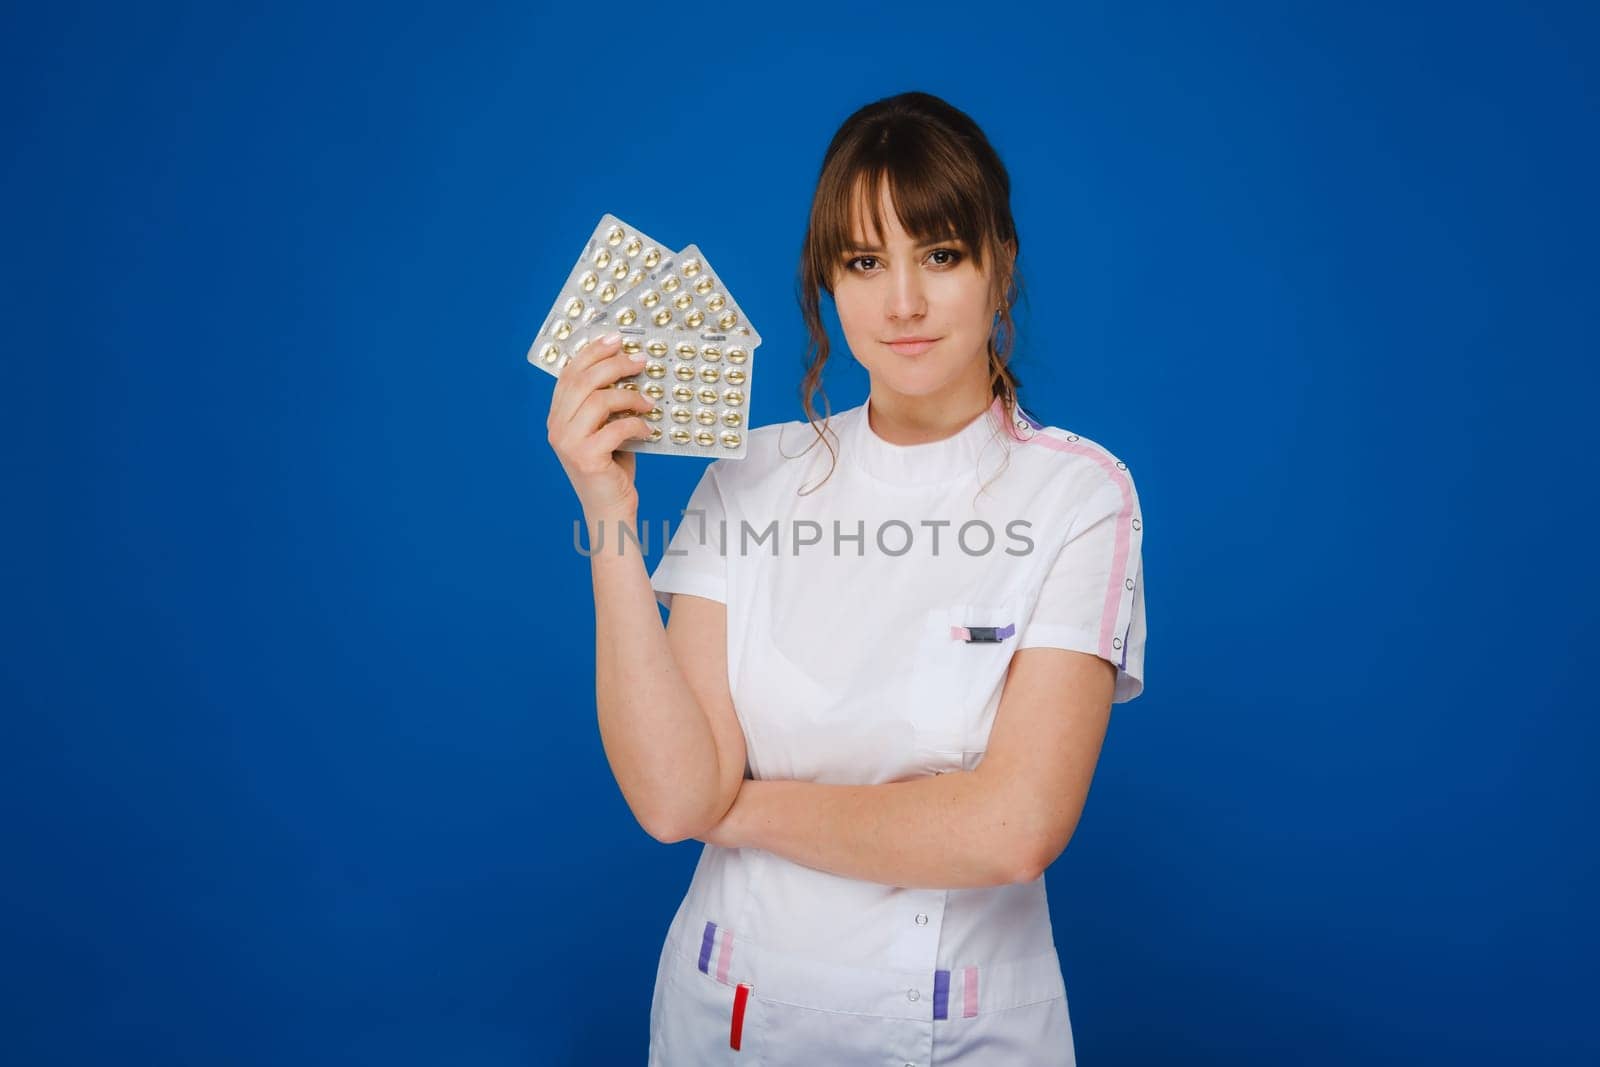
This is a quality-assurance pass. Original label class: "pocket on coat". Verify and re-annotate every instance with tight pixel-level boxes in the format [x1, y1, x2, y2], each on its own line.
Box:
[652, 948, 763, 1064]
[754, 996, 924, 1067]
[907, 595, 1024, 757]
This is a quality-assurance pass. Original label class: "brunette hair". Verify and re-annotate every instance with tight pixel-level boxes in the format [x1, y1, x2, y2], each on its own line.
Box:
[792, 90, 1026, 493]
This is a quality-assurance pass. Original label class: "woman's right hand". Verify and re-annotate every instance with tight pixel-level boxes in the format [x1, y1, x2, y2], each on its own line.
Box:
[546, 332, 657, 518]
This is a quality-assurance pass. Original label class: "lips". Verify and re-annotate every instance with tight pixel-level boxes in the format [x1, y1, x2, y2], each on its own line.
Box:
[885, 337, 939, 356]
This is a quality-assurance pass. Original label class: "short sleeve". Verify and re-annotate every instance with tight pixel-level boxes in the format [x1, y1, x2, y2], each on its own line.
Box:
[649, 463, 730, 611]
[1017, 476, 1147, 703]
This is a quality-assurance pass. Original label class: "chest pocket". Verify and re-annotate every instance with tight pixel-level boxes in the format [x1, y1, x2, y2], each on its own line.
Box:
[906, 594, 1025, 765]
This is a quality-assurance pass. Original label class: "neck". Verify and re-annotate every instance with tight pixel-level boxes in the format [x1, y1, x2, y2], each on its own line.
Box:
[866, 389, 994, 447]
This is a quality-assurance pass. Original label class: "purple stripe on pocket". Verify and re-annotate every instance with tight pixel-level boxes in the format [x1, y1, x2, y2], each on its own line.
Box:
[698, 921, 716, 973]
[932, 969, 950, 1020]
[996, 622, 1015, 640]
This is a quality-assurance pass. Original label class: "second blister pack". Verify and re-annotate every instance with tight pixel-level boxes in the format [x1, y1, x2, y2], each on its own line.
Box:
[528, 215, 761, 459]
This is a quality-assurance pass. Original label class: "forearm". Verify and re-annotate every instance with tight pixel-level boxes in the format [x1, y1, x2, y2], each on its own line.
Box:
[588, 507, 721, 842]
[719, 772, 1033, 889]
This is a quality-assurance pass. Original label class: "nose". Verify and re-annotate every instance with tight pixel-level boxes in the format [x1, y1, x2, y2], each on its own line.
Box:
[885, 259, 927, 322]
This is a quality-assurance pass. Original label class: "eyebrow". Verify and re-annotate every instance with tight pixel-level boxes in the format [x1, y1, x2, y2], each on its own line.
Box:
[843, 234, 963, 254]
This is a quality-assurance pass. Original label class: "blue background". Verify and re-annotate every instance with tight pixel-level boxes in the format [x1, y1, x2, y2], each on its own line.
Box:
[5, 1, 1596, 1063]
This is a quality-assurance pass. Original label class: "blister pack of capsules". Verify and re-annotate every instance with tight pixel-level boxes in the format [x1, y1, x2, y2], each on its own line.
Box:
[527, 214, 761, 459]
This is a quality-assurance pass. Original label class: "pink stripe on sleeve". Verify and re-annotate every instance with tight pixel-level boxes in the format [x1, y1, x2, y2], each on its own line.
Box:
[963, 965, 979, 1017]
[1017, 428, 1137, 661]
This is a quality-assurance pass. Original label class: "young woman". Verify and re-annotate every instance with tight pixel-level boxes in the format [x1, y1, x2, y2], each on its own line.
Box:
[547, 90, 1146, 1066]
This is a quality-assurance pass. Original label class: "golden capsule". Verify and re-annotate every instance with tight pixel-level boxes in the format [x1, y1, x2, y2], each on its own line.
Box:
[699, 365, 721, 384]
[617, 380, 638, 391]
[662, 275, 681, 293]
[676, 342, 698, 359]
[616, 308, 637, 326]
[622, 339, 642, 355]
[644, 383, 664, 399]
[685, 310, 704, 328]
[725, 368, 747, 386]
[642, 248, 661, 268]
[701, 345, 721, 362]
[654, 309, 673, 326]
[600, 283, 618, 304]
[670, 428, 691, 445]
[672, 407, 692, 424]
[674, 292, 693, 310]
[612, 262, 629, 280]
[681, 258, 701, 277]
[565, 297, 584, 318]
[580, 271, 599, 292]
[706, 293, 725, 312]
[718, 311, 738, 330]
[723, 388, 745, 406]
[538, 343, 560, 365]
[726, 346, 748, 364]
[553, 321, 572, 340]
[696, 408, 717, 426]
[647, 426, 663, 442]
[647, 340, 668, 357]
[640, 289, 660, 308]
[698, 386, 718, 405]
[722, 410, 743, 428]
[644, 362, 667, 379]
[696, 430, 716, 447]
[673, 385, 694, 403]
[644, 406, 663, 421]
[674, 363, 696, 381]
[694, 276, 714, 295]
[625, 237, 642, 257]
[626, 270, 644, 289]
[593, 248, 611, 268]
[606, 225, 625, 246]
[720, 430, 741, 448]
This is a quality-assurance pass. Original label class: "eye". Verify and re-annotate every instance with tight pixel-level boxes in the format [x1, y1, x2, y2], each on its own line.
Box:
[845, 255, 879, 273]
[928, 248, 964, 267]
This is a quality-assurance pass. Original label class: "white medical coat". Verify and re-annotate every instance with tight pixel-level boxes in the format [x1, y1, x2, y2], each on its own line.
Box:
[645, 396, 1146, 1065]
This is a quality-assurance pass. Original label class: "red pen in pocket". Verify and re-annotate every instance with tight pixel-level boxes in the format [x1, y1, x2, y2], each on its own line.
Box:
[729, 982, 752, 1050]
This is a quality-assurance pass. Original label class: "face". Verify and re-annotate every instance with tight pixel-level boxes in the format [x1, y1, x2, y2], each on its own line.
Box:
[832, 179, 1000, 413]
